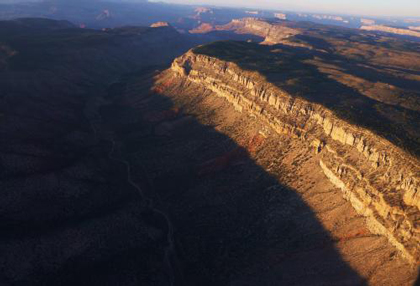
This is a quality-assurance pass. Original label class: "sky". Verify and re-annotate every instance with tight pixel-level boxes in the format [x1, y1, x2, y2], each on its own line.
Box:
[158, 0, 420, 17]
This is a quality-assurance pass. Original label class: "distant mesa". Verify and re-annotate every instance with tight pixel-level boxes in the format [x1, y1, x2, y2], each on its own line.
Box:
[361, 25, 420, 38]
[194, 7, 213, 15]
[189, 23, 214, 34]
[189, 17, 309, 47]
[361, 18, 375, 25]
[150, 21, 171, 28]
[214, 18, 301, 45]
[192, 7, 214, 21]
[312, 14, 344, 22]
[274, 13, 287, 20]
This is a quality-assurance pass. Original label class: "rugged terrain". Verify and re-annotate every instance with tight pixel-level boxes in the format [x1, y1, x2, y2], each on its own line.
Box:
[361, 25, 420, 39]
[98, 20, 420, 285]
[97, 69, 417, 285]
[196, 19, 420, 151]
[1, 16, 419, 286]
[169, 39, 420, 260]
[0, 18, 204, 285]
[1, 0, 418, 30]
[156, 39, 420, 279]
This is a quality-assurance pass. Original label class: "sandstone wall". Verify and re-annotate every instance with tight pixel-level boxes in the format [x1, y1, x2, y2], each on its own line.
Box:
[170, 51, 420, 265]
[361, 25, 420, 38]
[217, 18, 300, 44]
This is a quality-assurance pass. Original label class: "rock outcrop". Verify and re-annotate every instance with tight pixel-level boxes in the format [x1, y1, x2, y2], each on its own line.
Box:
[189, 23, 214, 34]
[274, 13, 287, 20]
[361, 18, 375, 25]
[169, 50, 420, 265]
[361, 25, 420, 38]
[215, 18, 300, 44]
[150, 21, 170, 28]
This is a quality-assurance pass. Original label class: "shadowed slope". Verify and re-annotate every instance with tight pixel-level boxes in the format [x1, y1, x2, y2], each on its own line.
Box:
[0, 17, 418, 286]
[99, 70, 370, 286]
[0, 18, 197, 285]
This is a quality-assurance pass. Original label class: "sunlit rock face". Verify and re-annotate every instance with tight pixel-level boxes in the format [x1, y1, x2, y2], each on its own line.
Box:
[361, 25, 420, 38]
[215, 18, 300, 44]
[150, 21, 171, 28]
[168, 46, 420, 266]
[1, 15, 419, 286]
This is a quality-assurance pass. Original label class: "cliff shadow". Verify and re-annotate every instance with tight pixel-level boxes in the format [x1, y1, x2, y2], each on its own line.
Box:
[193, 41, 420, 158]
[99, 67, 370, 286]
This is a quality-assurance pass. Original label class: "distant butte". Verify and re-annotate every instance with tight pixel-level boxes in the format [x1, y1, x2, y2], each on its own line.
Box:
[150, 21, 171, 28]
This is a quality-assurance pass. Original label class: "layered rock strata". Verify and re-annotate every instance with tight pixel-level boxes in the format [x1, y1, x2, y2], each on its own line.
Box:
[361, 25, 420, 38]
[170, 50, 420, 265]
[215, 17, 300, 44]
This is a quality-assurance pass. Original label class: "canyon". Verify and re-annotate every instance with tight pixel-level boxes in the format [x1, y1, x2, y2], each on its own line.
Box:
[0, 18, 205, 285]
[149, 41, 419, 283]
[1, 16, 419, 286]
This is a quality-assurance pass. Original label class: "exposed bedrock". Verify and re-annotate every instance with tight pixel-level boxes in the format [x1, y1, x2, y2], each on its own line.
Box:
[215, 18, 300, 44]
[170, 51, 420, 265]
[361, 25, 420, 39]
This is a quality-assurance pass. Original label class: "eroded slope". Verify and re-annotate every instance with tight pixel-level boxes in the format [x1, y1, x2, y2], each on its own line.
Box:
[101, 69, 416, 286]
[0, 18, 201, 286]
[166, 42, 420, 267]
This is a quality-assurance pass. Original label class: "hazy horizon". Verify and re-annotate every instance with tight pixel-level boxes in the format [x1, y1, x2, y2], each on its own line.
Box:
[0, 0, 419, 18]
[152, 0, 420, 18]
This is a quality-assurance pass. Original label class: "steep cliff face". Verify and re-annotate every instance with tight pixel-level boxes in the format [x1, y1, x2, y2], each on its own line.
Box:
[169, 50, 420, 264]
[361, 25, 420, 38]
[215, 18, 300, 44]
[150, 21, 170, 28]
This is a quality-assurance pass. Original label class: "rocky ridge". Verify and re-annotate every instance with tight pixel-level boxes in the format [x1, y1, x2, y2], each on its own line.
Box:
[150, 21, 171, 28]
[170, 50, 420, 265]
[361, 25, 420, 38]
[214, 18, 300, 44]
